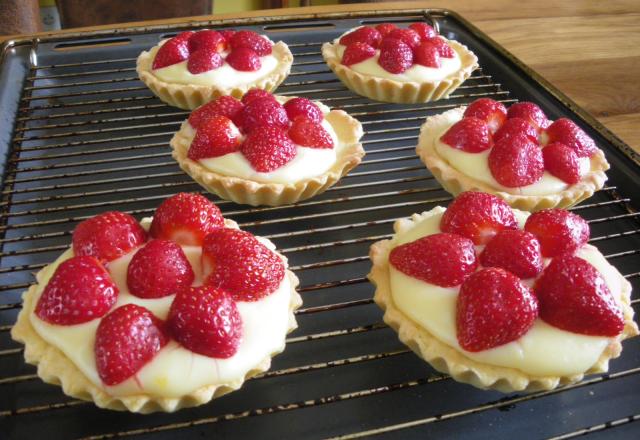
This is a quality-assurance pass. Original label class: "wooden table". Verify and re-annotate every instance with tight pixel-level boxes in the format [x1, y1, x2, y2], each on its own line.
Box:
[5, 0, 639, 152]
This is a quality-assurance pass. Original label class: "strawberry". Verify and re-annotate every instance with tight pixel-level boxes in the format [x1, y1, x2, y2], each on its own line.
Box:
[152, 35, 191, 69]
[187, 49, 223, 74]
[202, 228, 285, 301]
[441, 191, 518, 245]
[73, 211, 147, 263]
[288, 117, 334, 149]
[524, 209, 590, 258]
[229, 30, 272, 56]
[413, 42, 441, 68]
[168, 286, 242, 358]
[387, 28, 421, 48]
[409, 22, 437, 40]
[507, 102, 549, 131]
[480, 230, 543, 279]
[545, 118, 597, 158]
[463, 99, 507, 134]
[219, 29, 236, 44]
[238, 97, 289, 133]
[489, 134, 544, 187]
[378, 38, 413, 74]
[127, 239, 195, 299]
[389, 232, 477, 287]
[457, 267, 538, 352]
[341, 42, 376, 66]
[150, 193, 224, 246]
[535, 255, 624, 336]
[241, 126, 297, 172]
[424, 37, 455, 58]
[493, 117, 538, 144]
[95, 304, 168, 385]
[241, 88, 275, 105]
[188, 115, 241, 160]
[440, 117, 493, 153]
[188, 95, 244, 129]
[339, 26, 382, 48]
[375, 23, 397, 37]
[188, 30, 226, 52]
[543, 142, 581, 184]
[35, 256, 118, 325]
[226, 47, 261, 71]
[283, 97, 323, 123]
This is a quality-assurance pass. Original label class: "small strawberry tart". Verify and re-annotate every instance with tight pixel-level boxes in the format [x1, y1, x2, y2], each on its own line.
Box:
[321, 22, 478, 103]
[369, 191, 638, 392]
[137, 29, 293, 109]
[170, 89, 365, 206]
[11, 193, 302, 412]
[417, 98, 610, 211]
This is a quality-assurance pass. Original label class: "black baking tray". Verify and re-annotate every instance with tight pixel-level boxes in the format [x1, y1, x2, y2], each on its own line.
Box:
[0, 9, 639, 440]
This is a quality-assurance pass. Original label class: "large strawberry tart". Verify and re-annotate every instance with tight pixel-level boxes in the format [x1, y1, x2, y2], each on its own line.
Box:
[11, 193, 302, 412]
[137, 29, 293, 109]
[170, 89, 365, 206]
[417, 98, 610, 211]
[369, 191, 638, 392]
[322, 22, 478, 103]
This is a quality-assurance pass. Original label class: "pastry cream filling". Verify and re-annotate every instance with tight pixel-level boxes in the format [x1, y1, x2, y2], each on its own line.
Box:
[29, 220, 293, 398]
[427, 108, 591, 196]
[389, 207, 622, 377]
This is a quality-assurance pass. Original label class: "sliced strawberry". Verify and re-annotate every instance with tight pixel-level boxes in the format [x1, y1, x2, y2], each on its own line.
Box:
[238, 97, 289, 133]
[489, 134, 544, 187]
[375, 23, 397, 37]
[339, 26, 382, 48]
[283, 97, 323, 123]
[241, 88, 275, 105]
[409, 22, 437, 40]
[507, 102, 550, 131]
[241, 126, 297, 172]
[152, 34, 191, 69]
[187, 49, 223, 74]
[188, 95, 244, 129]
[493, 117, 538, 144]
[288, 117, 333, 149]
[424, 37, 455, 58]
[463, 98, 507, 134]
[524, 209, 590, 258]
[457, 267, 538, 352]
[480, 230, 543, 279]
[440, 117, 493, 153]
[226, 47, 261, 72]
[413, 42, 441, 68]
[543, 141, 581, 184]
[389, 233, 477, 287]
[168, 285, 241, 358]
[188, 115, 241, 160]
[441, 191, 518, 245]
[127, 239, 194, 299]
[545, 118, 597, 158]
[387, 28, 421, 48]
[188, 30, 226, 52]
[535, 254, 624, 336]
[73, 211, 147, 263]
[378, 38, 413, 74]
[150, 193, 224, 246]
[229, 30, 272, 56]
[341, 42, 376, 66]
[202, 228, 285, 301]
[36, 256, 118, 325]
[95, 304, 168, 386]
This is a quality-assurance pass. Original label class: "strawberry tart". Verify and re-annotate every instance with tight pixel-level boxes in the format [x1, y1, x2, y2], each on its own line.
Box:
[417, 98, 610, 211]
[137, 29, 293, 109]
[11, 193, 302, 412]
[321, 22, 478, 103]
[369, 191, 638, 392]
[170, 89, 365, 206]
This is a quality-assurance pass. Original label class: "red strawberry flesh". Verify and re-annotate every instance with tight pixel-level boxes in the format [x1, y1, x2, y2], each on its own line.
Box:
[188, 115, 241, 160]
[387, 28, 421, 48]
[507, 102, 549, 131]
[378, 38, 413, 74]
[339, 26, 382, 48]
[226, 47, 261, 72]
[188, 30, 226, 52]
[413, 42, 441, 68]
[524, 209, 590, 258]
[241, 88, 275, 105]
[187, 49, 223, 74]
[409, 22, 437, 40]
[229, 30, 272, 56]
[545, 118, 597, 158]
[188, 95, 244, 129]
[152, 36, 191, 69]
[493, 117, 539, 144]
[488, 133, 544, 187]
[440, 117, 493, 153]
[288, 117, 334, 149]
[341, 42, 376, 66]
[543, 142, 582, 184]
[480, 229, 543, 279]
[241, 126, 297, 172]
[239, 97, 289, 133]
[283, 97, 323, 123]
[463, 98, 507, 134]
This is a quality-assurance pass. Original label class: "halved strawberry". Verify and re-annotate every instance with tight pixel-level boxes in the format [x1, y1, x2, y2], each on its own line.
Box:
[202, 228, 285, 301]
[188, 115, 241, 160]
[409, 22, 437, 40]
[378, 38, 413, 74]
[95, 304, 168, 386]
[152, 34, 191, 69]
[480, 230, 543, 279]
[535, 254, 624, 336]
[440, 117, 493, 153]
[36, 256, 118, 325]
[288, 117, 334, 149]
[543, 141, 581, 184]
[127, 239, 194, 299]
[413, 41, 441, 68]
[150, 193, 224, 246]
[283, 97, 323, 123]
[493, 117, 538, 144]
[441, 191, 517, 245]
[73, 211, 147, 263]
[229, 30, 272, 56]
[241, 88, 275, 105]
[226, 47, 261, 71]
[507, 102, 549, 131]
[339, 26, 382, 48]
[241, 126, 297, 172]
[375, 23, 397, 37]
[187, 49, 223, 74]
[387, 28, 421, 48]
[457, 267, 538, 352]
[489, 134, 544, 187]
[188, 30, 226, 52]
[545, 118, 597, 158]
[424, 37, 455, 58]
[524, 209, 590, 258]
[188, 95, 244, 129]
[463, 98, 507, 134]
[389, 232, 477, 287]
[341, 42, 376, 66]
[168, 285, 241, 358]
[238, 97, 289, 133]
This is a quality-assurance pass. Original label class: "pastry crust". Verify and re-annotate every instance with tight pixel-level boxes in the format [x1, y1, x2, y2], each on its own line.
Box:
[368, 210, 638, 392]
[171, 102, 365, 207]
[137, 41, 293, 110]
[11, 219, 302, 413]
[416, 107, 610, 211]
[321, 39, 478, 104]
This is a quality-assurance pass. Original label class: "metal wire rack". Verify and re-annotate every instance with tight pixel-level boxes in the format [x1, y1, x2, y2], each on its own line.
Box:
[1, 10, 639, 440]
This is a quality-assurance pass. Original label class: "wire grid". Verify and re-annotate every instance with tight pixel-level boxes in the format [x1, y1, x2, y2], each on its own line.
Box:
[1, 16, 640, 440]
